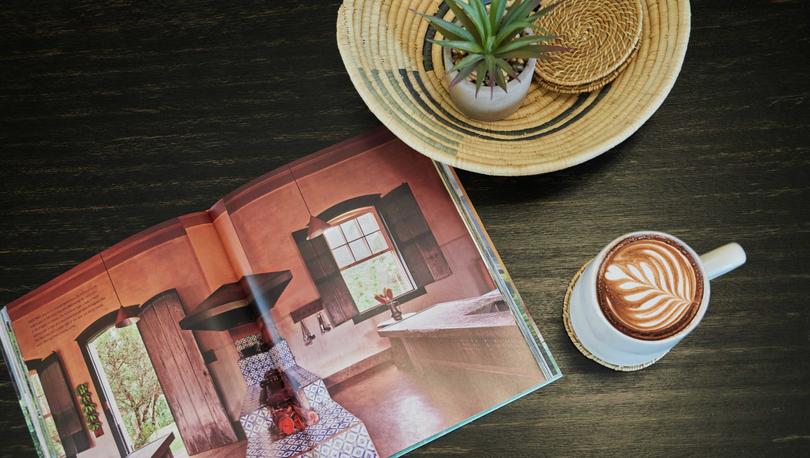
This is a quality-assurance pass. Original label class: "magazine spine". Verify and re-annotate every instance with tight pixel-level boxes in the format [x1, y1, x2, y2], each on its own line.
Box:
[0, 308, 49, 457]
[433, 162, 562, 381]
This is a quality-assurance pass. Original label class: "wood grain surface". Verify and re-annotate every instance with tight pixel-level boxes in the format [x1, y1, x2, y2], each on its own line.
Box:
[1, 0, 808, 456]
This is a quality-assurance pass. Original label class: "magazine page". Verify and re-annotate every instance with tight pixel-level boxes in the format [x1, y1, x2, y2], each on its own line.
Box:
[205, 129, 561, 457]
[1, 212, 248, 458]
[1, 129, 560, 458]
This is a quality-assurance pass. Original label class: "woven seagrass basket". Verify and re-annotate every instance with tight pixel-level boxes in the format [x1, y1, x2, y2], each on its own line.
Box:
[336, 0, 690, 176]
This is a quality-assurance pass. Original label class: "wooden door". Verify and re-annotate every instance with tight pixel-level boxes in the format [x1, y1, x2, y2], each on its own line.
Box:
[137, 290, 237, 455]
[33, 353, 89, 457]
[294, 229, 358, 325]
[379, 183, 451, 286]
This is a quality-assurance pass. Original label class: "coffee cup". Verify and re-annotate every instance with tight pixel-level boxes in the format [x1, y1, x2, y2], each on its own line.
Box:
[568, 231, 746, 367]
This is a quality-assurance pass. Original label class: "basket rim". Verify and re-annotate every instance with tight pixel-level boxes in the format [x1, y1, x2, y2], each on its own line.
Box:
[336, 0, 692, 176]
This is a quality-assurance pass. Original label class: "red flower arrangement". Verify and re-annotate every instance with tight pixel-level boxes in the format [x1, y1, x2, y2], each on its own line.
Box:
[374, 287, 403, 321]
[373, 287, 394, 306]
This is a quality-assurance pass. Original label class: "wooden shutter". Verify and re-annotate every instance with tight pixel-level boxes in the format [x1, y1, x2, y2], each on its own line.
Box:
[137, 290, 238, 455]
[293, 229, 357, 325]
[34, 353, 89, 457]
[380, 183, 452, 287]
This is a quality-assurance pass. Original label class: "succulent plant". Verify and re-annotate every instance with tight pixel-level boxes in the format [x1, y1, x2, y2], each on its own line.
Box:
[417, 0, 563, 94]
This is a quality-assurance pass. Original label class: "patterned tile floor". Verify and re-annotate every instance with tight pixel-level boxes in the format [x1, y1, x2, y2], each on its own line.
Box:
[236, 337, 378, 457]
[238, 340, 298, 385]
[243, 401, 377, 457]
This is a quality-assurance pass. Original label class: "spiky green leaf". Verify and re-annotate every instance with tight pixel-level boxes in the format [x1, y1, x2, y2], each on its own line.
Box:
[450, 60, 478, 87]
[499, 44, 567, 59]
[494, 65, 508, 92]
[428, 39, 483, 54]
[492, 20, 533, 50]
[474, 60, 488, 96]
[414, 12, 475, 42]
[485, 34, 496, 53]
[496, 34, 555, 55]
[494, 57, 518, 78]
[500, 0, 541, 29]
[444, 0, 482, 45]
[526, 2, 560, 24]
[450, 53, 484, 73]
[490, 0, 506, 32]
[459, 1, 487, 44]
[482, 55, 506, 92]
[471, 0, 491, 38]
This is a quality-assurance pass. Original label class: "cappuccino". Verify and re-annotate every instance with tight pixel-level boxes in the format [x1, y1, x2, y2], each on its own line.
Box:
[567, 231, 745, 368]
[597, 234, 704, 341]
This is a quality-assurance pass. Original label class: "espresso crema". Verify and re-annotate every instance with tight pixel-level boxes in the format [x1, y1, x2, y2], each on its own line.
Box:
[597, 235, 704, 340]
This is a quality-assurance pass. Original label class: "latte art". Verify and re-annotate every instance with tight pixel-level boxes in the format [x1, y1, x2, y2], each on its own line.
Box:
[597, 235, 704, 340]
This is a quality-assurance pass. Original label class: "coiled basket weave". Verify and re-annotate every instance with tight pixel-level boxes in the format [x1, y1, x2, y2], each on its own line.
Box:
[336, 0, 690, 176]
[534, 0, 643, 94]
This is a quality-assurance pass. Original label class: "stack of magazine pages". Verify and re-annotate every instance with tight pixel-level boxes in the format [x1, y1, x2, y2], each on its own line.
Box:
[1, 128, 560, 458]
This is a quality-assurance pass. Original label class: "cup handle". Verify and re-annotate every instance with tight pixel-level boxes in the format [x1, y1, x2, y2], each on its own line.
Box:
[699, 243, 747, 281]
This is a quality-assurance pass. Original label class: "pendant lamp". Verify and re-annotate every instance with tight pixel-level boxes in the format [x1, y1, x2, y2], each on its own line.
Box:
[290, 167, 331, 240]
[100, 254, 141, 328]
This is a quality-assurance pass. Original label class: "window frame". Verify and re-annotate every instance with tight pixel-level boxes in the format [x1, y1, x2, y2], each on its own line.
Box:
[325, 207, 426, 322]
[325, 208, 401, 272]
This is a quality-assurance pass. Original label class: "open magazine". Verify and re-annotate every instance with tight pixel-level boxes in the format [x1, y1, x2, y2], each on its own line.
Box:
[1, 128, 560, 458]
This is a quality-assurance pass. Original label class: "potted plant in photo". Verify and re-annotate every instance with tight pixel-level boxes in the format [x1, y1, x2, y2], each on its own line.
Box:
[76, 383, 103, 437]
[374, 287, 402, 321]
[418, 0, 563, 121]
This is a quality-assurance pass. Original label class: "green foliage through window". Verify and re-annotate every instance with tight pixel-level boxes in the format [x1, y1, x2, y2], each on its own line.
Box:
[341, 252, 414, 312]
[326, 210, 416, 313]
[29, 373, 66, 458]
[91, 326, 184, 452]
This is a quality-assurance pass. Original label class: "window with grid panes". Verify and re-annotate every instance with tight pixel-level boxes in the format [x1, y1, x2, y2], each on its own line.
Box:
[323, 209, 415, 312]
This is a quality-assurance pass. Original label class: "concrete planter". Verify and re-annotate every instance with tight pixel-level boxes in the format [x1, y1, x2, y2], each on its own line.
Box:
[443, 31, 537, 122]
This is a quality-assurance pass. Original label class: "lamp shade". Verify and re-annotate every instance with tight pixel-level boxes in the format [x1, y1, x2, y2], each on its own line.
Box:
[306, 215, 331, 240]
[179, 271, 292, 331]
[114, 305, 141, 328]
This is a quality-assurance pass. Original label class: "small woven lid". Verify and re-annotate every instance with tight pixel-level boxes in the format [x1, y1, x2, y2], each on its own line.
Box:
[537, 41, 640, 94]
[535, 0, 643, 90]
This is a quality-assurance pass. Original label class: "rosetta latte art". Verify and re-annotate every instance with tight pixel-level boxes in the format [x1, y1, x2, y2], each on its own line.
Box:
[597, 236, 704, 340]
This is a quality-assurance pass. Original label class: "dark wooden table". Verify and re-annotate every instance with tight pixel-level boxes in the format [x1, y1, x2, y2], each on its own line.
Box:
[1, 1, 808, 456]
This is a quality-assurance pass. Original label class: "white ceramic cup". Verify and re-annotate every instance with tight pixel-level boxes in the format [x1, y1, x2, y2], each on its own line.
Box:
[569, 231, 747, 367]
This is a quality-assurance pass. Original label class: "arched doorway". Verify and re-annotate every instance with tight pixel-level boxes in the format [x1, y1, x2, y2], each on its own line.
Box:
[78, 311, 187, 457]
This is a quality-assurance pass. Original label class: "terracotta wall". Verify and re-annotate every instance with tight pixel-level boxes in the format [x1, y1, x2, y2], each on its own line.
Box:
[106, 220, 246, 422]
[4, 133, 496, 455]
[183, 221, 247, 421]
[218, 139, 493, 378]
[6, 216, 245, 457]
[8, 256, 123, 457]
